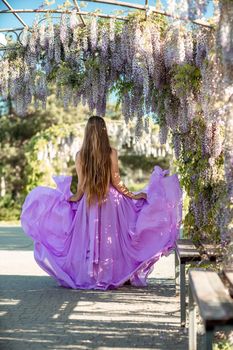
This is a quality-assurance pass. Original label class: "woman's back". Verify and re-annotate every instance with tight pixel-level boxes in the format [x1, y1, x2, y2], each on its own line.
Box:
[72, 147, 147, 202]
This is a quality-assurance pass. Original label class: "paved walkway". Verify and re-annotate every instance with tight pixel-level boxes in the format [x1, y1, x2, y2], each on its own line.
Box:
[0, 224, 188, 350]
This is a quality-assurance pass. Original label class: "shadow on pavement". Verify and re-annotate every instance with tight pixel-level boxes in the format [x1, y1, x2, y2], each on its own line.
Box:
[0, 226, 33, 251]
[0, 275, 187, 350]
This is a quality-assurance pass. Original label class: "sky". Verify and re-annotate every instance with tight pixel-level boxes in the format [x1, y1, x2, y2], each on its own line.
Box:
[0, 0, 214, 31]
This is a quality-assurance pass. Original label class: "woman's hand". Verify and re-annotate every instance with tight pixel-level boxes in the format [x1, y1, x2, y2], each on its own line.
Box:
[68, 193, 83, 202]
[133, 192, 147, 200]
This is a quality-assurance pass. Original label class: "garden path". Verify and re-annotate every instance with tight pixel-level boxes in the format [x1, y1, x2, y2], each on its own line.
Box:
[0, 224, 188, 350]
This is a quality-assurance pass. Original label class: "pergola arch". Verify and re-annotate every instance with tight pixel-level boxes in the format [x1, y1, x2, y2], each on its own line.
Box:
[0, 0, 212, 51]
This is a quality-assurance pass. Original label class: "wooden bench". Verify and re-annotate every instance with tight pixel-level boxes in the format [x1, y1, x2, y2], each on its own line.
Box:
[189, 269, 233, 350]
[175, 239, 201, 326]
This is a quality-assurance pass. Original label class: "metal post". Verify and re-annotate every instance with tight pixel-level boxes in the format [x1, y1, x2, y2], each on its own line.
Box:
[204, 328, 214, 350]
[175, 250, 180, 296]
[73, 0, 86, 26]
[180, 262, 186, 326]
[188, 283, 197, 350]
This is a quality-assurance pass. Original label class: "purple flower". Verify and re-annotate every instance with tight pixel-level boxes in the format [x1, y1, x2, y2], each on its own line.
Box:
[90, 16, 98, 51]
[70, 10, 79, 30]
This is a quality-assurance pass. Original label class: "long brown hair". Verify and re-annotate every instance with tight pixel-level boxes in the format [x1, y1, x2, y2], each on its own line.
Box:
[79, 116, 112, 206]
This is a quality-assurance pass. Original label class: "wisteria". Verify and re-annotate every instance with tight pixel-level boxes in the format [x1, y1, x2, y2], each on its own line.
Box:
[187, 0, 210, 20]
[109, 18, 116, 52]
[0, 14, 171, 125]
[20, 27, 29, 47]
[159, 123, 169, 145]
[70, 10, 79, 30]
[90, 16, 98, 51]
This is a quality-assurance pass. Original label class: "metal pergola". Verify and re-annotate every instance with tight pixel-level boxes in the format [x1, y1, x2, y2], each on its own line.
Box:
[0, 0, 213, 42]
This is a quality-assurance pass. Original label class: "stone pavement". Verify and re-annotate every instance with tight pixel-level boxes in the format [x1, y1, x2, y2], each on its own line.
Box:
[0, 224, 188, 350]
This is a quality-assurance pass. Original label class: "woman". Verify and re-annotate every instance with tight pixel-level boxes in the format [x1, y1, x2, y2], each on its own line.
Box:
[21, 116, 182, 290]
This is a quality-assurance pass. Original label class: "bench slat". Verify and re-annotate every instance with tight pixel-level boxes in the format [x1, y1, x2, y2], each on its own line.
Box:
[176, 239, 201, 262]
[189, 270, 233, 327]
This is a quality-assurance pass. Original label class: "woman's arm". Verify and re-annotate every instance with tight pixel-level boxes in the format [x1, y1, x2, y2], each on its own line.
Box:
[68, 151, 84, 202]
[110, 148, 147, 200]
[75, 151, 84, 197]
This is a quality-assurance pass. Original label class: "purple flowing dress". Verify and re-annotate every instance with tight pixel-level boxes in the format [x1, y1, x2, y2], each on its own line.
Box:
[20, 165, 182, 290]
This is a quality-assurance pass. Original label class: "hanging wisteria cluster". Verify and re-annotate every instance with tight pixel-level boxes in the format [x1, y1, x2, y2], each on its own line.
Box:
[162, 23, 228, 241]
[0, 8, 214, 132]
[0, 9, 220, 137]
[0, 12, 168, 138]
